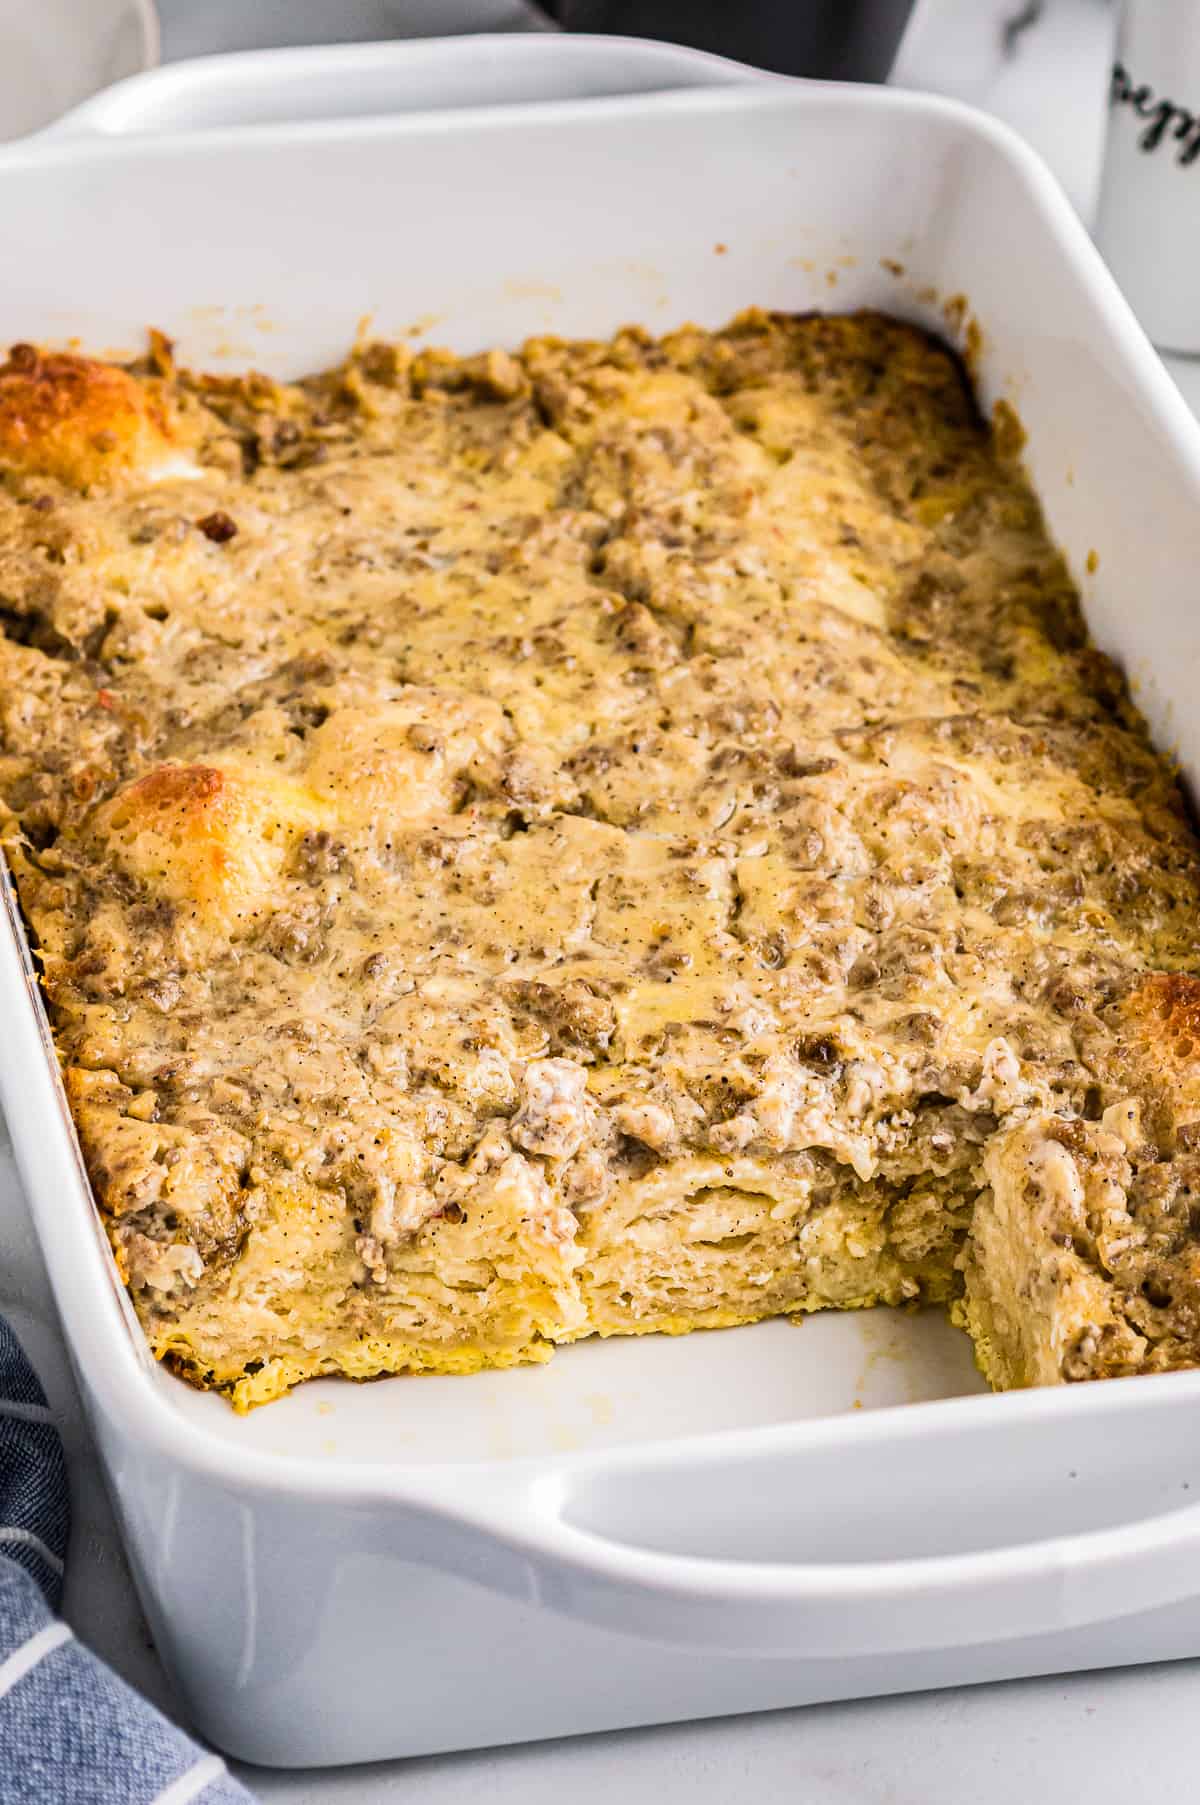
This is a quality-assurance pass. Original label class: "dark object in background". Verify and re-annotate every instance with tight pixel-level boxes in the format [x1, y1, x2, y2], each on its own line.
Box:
[540, 0, 918, 81]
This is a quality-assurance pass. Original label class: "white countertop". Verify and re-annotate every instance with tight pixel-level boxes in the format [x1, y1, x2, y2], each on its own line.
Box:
[6, 1, 1200, 1797]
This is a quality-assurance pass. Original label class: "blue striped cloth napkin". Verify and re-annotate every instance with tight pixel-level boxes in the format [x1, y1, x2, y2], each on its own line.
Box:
[0, 1315, 256, 1803]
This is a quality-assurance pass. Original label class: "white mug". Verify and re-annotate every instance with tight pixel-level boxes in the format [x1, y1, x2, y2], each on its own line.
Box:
[1095, 1, 1200, 353]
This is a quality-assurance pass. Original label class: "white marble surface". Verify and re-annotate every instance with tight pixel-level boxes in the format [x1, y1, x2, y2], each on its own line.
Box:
[9, 0, 1200, 1797]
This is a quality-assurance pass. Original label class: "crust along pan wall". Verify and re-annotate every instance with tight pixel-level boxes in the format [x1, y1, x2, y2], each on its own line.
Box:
[2, 314, 1200, 1410]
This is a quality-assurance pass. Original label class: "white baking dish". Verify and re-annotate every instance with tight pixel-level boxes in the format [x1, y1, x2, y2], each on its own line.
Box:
[0, 0, 158, 142]
[5, 34, 1200, 1769]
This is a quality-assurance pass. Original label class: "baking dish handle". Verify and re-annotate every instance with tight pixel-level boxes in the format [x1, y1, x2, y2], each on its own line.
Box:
[38, 34, 776, 141]
[407, 1394, 1200, 1658]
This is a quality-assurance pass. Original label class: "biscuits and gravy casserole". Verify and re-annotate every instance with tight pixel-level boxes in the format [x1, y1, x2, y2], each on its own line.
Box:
[2, 311, 1200, 1410]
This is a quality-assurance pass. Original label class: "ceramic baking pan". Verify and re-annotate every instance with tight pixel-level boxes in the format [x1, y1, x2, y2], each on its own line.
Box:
[3, 35, 1200, 1766]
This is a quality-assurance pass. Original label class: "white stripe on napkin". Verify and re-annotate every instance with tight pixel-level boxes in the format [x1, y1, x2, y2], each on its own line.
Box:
[148, 1753, 228, 1805]
[0, 1398, 54, 1426]
[0, 1525, 64, 1577]
[0, 1619, 72, 1702]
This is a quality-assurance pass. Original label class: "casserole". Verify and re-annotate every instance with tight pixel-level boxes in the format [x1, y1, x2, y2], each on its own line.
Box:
[6, 310, 1199, 1410]
[5, 34, 1200, 1767]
